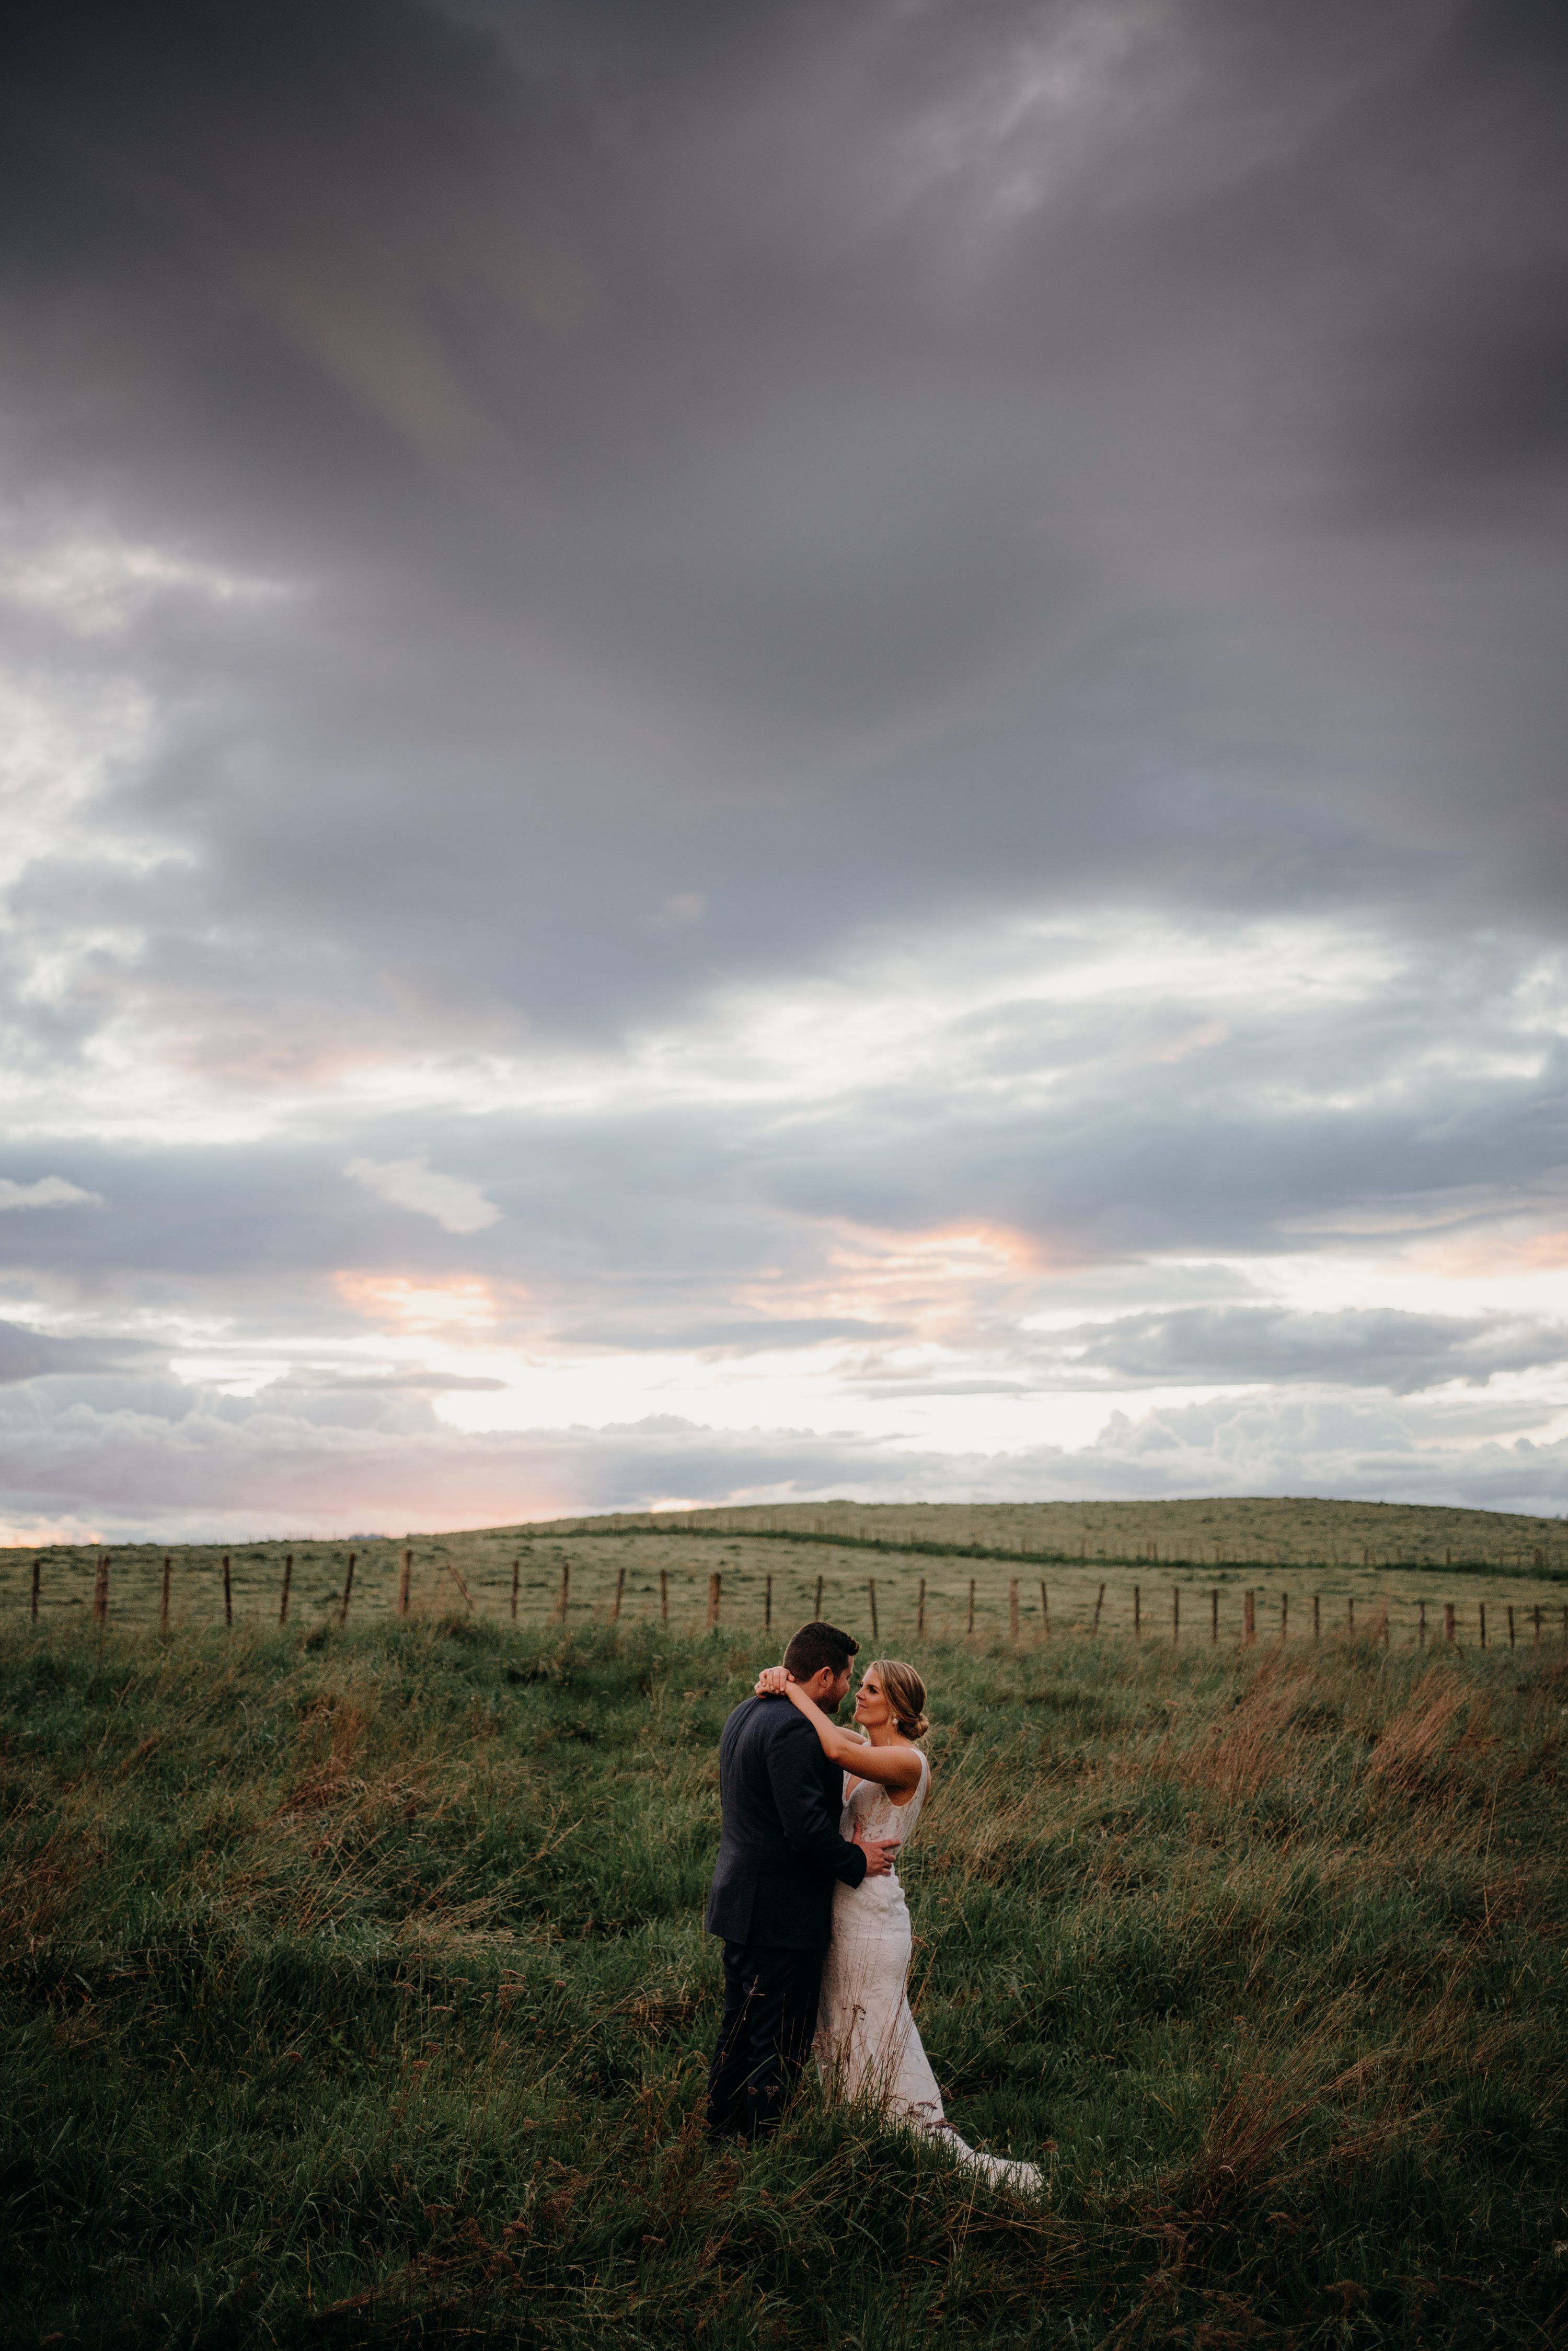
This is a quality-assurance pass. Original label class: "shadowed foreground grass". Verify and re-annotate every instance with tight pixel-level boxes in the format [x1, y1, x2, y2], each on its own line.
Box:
[1, 1618, 1565, 2346]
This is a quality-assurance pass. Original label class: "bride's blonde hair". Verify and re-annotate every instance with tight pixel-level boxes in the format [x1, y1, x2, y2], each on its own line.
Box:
[869, 1658, 929, 1740]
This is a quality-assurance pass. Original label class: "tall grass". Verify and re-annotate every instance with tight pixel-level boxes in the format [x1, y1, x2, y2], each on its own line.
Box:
[1, 1617, 1564, 2345]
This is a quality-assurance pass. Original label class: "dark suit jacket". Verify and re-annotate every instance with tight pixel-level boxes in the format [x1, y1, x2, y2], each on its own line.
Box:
[705, 1693, 868, 1950]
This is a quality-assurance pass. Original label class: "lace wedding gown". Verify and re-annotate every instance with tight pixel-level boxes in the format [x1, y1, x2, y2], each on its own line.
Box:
[815, 1754, 1042, 2192]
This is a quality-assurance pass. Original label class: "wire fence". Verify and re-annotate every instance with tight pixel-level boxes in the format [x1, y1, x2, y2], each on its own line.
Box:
[10, 1545, 1568, 1652]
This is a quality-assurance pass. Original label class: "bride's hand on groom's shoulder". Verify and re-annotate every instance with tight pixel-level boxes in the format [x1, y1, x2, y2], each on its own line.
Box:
[754, 1666, 793, 1696]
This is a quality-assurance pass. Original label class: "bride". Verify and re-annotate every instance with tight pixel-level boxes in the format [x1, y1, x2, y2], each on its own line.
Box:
[753, 1655, 1041, 2191]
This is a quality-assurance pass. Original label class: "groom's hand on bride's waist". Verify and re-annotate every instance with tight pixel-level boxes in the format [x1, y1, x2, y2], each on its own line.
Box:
[856, 1834, 900, 1877]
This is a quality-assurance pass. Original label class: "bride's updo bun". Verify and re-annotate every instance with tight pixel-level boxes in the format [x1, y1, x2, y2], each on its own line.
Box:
[871, 1658, 929, 1740]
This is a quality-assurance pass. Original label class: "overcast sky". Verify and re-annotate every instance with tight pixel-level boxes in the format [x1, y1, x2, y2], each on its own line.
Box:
[3, 0, 1567, 1539]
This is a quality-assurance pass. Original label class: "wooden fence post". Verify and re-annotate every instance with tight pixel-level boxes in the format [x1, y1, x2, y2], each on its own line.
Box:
[966, 1578, 976, 1636]
[1478, 1602, 1486, 1649]
[1243, 1590, 1255, 1645]
[510, 1557, 520, 1622]
[278, 1553, 292, 1627]
[611, 1564, 626, 1623]
[1091, 1583, 1105, 1634]
[1313, 1593, 1321, 1642]
[765, 1573, 773, 1632]
[916, 1577, 925, 1637]
[339, 1551, 356, 1627]
[558, 1561, 570, 1623]
[660, 1568, 668, 1623]
[1379, 1605, 1389, 1649]
[814, 1575, 824, 1620]
[1532, 1605, 1541, 1644]
[868, 1578, 879, 1641]
[1039, 1581, 1050, 1640]
[1008, 1578, 1019, 1640]
[1172, 1587, 1180, 1644]
[1133, 1584, 1142, 1638]
[222, 1553, 232, 1628]
[1507, 1604, 1516, 1648]
[1281, 1592, 1289, 1642]
[1347, 1597, 1355, 1634]
[93, 1552, 111, 1627]
[1444, 1602, 1456, 1643]
[1418, 1599, 1426, 1647]
[707, 1572, 721, 1632]
[1209, 1587, 1218, 1644]
[31, 1557, 41, 1622]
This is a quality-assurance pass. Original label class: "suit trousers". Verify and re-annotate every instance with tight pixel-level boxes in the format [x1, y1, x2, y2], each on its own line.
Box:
[707, 1941, 825, 2140]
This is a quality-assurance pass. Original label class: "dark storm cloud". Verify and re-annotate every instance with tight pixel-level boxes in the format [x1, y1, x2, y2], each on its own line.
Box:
[2, 0, 1567, 1064]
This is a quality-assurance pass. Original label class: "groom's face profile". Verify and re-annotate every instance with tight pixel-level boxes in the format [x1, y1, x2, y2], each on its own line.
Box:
[817, 1664, 853, 1713]
[779, 1623, 859, 1712]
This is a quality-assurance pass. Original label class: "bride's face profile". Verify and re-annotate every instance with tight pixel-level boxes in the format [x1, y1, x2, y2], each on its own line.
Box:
[852, 1669, 891, 1732]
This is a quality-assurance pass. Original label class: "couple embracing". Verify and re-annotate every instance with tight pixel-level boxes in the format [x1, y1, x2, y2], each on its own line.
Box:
[705, 1618, 1041, 2189]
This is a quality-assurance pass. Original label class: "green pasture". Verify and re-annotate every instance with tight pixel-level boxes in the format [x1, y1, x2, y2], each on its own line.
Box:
[1, 1607, 1564, 2346]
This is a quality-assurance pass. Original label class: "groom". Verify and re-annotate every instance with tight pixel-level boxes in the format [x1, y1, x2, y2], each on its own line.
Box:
[705, 1618, 898, 2141]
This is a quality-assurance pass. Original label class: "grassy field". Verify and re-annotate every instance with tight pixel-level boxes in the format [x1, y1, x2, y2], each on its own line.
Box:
[6, 1497, 1566, 1653]
[2, 1606, 1565, 2346]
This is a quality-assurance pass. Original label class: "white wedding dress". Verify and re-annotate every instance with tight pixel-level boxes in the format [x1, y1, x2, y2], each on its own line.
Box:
[815, 1753, 1042, 2191]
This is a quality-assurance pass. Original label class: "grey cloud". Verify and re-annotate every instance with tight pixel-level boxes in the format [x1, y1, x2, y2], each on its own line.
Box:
[561, 1317, 913, 1354]
[0, 1321, 156, 1384]
[849, 1379, 1034, 1399]
[7, 1381, 1568, 1544]
[1053, 1306, 1568, 1394]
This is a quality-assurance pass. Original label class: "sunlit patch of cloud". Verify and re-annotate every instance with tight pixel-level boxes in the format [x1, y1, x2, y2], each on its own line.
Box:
[345, 1156, 502, 1234]
[1421, 1226, 1568, 1281]
[0, 518, 299, 640]
[168, 1353, 294, 1398]
[333, 1272, 504, 1334]
[0, 667, 160, 891]
[0, 1176, 102, 1211]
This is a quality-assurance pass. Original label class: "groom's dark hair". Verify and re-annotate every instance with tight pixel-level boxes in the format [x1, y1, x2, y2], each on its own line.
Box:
[782, 1620, 859, 1681]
